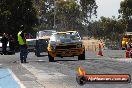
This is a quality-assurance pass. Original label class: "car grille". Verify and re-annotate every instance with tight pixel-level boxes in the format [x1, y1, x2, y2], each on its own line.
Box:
[130, 43, 132, 46]
[56, 45, 76, 49]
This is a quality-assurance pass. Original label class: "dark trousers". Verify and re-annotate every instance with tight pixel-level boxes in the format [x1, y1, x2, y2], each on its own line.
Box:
[9, 43, 15, 53]
[2, 44, 7, 54]
[19, 46, 28, 63]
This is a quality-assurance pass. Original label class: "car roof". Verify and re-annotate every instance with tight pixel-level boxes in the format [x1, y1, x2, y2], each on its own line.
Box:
[125, 34, 132, 36]
[38, 30, 56, 33]
[125, 32, 132, 35]
[54, 32, 67, 34]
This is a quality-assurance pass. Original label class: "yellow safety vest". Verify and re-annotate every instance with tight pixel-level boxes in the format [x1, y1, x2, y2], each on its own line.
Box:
[17, 31, 26, 45]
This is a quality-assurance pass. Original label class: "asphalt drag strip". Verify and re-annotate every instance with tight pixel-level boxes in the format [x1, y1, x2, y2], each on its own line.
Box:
[21, 56, 132, 88]
[0, 68, 24, 88]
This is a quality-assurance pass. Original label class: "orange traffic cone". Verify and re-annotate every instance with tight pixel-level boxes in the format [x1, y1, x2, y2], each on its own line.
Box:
[98, 44, 103, 56]
[126, 44, 130, 58]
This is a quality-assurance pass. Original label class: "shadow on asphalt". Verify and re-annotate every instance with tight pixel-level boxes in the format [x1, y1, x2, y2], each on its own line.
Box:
[55, 57, 103, 62]
[85, 58, 103, 60]
[55, 59, 78, 62]
[29, 59, 47, 62]
[36, 55, 48, 57]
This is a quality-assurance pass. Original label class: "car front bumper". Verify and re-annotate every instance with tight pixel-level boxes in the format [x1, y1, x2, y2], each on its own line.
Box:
[48, 48, 85, 57]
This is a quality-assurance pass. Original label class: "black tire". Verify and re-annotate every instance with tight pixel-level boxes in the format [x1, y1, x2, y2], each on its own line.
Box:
[76, 76, 86, 85]
[122, 48, 125, 50]
[78, 50, 85, 60]
[130, 52, 132, 58]
[48, 53, 54, 62]
[35, 40, 41, 57]
[35, 49, 40, 57]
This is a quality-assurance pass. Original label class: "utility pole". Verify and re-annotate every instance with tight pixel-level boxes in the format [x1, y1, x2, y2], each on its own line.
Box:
[53, 0, 67, 31]
[53, 0, 57, 31]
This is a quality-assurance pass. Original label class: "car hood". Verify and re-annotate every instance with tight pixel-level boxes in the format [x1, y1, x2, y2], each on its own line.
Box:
[50, 38, 82, 45]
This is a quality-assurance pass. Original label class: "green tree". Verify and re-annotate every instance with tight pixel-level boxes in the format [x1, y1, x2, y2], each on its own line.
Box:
[37, 0, 97, 33]
[56, 0, 80, 30]
[119, 0, 132, 20]
[0, 0, 38, 34]
[119, 0, 132, 31]
[80, 0, 98, 25]
[35, 0, 54, 30]
[88, 16, 126, 41]
[0, 0, 11, 34]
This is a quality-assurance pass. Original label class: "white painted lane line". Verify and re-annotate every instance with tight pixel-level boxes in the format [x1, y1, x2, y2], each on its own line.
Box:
[22, 64, 67, 80]
[8, 69, 26, 88]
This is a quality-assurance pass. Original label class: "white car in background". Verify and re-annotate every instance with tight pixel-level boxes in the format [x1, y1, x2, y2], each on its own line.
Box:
[0, 36, 9, 53]
[26, 38, 36, 52]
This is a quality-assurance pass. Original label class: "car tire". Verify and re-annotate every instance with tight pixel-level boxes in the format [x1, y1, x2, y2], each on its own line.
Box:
[48, 52, 54, 62]
[78, 50, 85, 60]
[130, 51, 132, 58]
[35, 40, 41, 57]
[122, 48, 125, 50]
[35, 49, 40, 57]
[76, 76, 86, 85]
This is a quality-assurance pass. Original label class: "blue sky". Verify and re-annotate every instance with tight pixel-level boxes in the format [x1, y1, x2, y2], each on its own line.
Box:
[96, 0, 123, 19]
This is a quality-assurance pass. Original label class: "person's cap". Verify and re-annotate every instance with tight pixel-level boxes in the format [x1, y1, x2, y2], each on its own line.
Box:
[3, 33, 6, 36]
[19, 25, 24, 31]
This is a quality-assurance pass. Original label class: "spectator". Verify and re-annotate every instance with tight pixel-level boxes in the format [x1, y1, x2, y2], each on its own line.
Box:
[9, 34, 15, 54]
[17, 30, 28, 63]
[1, 33, 8, 55]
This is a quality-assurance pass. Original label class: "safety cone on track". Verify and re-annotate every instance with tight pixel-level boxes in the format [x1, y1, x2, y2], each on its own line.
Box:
[98, 43, 103, 56]
[126, 44, 130, 58]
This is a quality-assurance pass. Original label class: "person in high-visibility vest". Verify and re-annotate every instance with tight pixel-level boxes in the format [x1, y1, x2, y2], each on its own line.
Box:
[17, 30, 28, 63]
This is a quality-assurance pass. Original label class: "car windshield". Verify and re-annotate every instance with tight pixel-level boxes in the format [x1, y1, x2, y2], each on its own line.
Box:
[67, 32, 80, 38]
[37, 30, 56, 38]
[124, 35, 132, 38]
[50, 33, 78, 41]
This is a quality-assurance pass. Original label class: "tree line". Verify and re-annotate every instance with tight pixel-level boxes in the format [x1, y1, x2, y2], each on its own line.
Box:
[0, 0, 38, 35]
[0, 0, 98, 35]
[88, 0, 132, 41]
[0, 0, 132, 40]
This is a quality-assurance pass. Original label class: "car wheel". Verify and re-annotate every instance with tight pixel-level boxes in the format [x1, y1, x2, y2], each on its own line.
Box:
[35, 40, 41, 57]
[130, 51, 132, 58]
[48, 52, 54, 62]
[122, 48, 125, 50]
[78, 50, 85, 60]
[76, 76, 86, 85]
[35, 49, 40, 57]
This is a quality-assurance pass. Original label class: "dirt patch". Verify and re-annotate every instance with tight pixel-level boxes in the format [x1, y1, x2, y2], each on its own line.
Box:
[82, 38, 104, 51]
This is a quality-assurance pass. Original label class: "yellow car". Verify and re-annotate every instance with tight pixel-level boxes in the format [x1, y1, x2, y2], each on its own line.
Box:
[47, 31, 85, 62]
[121, 32, 132, 49]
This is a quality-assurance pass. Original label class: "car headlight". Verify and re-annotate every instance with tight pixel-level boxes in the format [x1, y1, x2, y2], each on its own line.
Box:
[51, 45, 56, 50]
[129, 42, 132, 45]
[77, 44, 82, 48]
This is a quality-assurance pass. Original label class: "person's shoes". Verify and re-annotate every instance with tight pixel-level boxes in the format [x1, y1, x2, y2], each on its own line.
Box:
[4, 53, 7, 55]
[24, 61, 29, 63]
[21, 60, 24, 63]
[23, 59, 29, 63]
